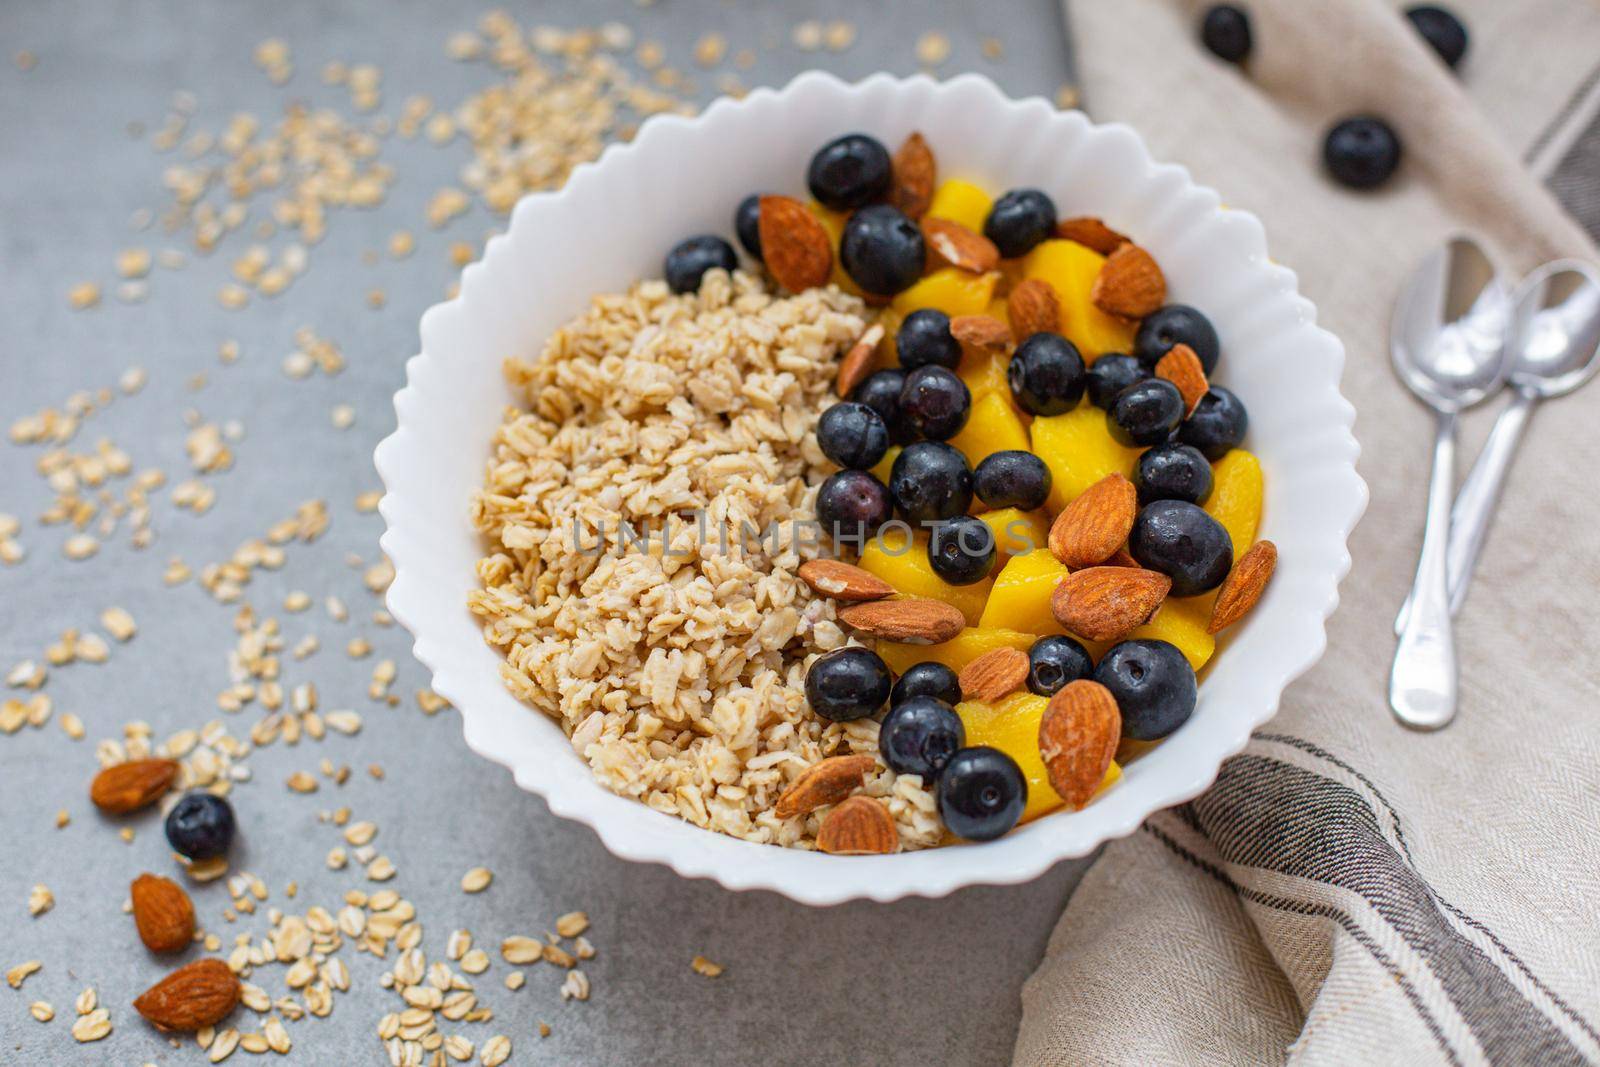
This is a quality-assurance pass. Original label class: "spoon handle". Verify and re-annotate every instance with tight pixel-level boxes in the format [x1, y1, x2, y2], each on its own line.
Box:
[1390, 411, 1459, 731]
[1444, 387, 1535, 616]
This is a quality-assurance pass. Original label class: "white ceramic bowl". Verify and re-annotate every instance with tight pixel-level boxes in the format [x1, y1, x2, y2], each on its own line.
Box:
[376, 71, 1366, 905]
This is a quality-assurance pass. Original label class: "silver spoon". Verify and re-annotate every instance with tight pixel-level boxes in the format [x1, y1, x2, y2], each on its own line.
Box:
[1389, 238, 1512, 731]
[1395, 261, 1600, 632]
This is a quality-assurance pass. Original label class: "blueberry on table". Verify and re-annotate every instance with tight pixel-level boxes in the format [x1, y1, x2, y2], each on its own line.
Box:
[880, 696, 966, 780]
[889, 441, 974, 524]
[734, 194, 765, 261]
[928, 515, 997, 585]
[973, 450, 1052, 511]
[805, 647, 892, 723]
[1026, 635, 1094, 697]
[817, 401, 889, 470]
[1107, 378, 1186, 447]
[1405, 5, 1469, 69]
[1178, 385, 1249, 460]
[807, 133, 893, 211]
[896, 308, 962, 370]
[850, 368, 917, 445]
[1199, 4, 1252, 63]
[840, 204, 926, 296]
[1094, 639, 1197, 740]
[899, 365, 971, 441]
[1008, 332, 1087, 416]
[891, 661, 963, 708]
[1085, 352, 1149, 410]
[815, 469, 894, 546]
[1134, 443, 1214, 506]
[1134, 305, 1221, 373]
[983, 188, 1058, 259]
[664, 235, 738, 294]
[165, 792, 236, 860]
[938, 747, 1027, 841]
[1323, 116, 1403, 190]
[1129, 499, 1234, 596]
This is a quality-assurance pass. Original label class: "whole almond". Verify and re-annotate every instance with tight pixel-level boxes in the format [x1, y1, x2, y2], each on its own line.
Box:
[1104, 546, 1141, 569]
[1039, 680, 1122, 808]
[1049, 474, 1137, 569]
[133, 958, 240, 1032]
[837, 598, 965, 644]
[797, 559, 895, 602]
[835, 322, 885, 397]
[1155, 343, 1209, 416]
[950, 314, 1012, 358]
[1208, 540, 1277, 634]
[1090, 243, 1166, 319]
[817, 795, 899, 855]
[922, 218, 999, 273]
[758, 195, 833, 293]
[1055, 216, 1130, 256]
[90, 758, 180, 814]
[1050, 566, 1171, 642]
[888, 132, 935, 219]
[1007, 278, 1061, 342]
[775, 754, 876, 819]
[958, 647, 1030, 703]
[131, 874, 196, 954]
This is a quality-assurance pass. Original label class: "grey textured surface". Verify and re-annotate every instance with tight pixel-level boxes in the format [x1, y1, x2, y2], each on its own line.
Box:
[0, 2, 1082, 1064]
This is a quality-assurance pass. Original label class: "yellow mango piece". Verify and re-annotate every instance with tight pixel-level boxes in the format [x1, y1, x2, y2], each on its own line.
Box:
[925, 178, 993, 234]
[956, 694, 1123, 823]
[978, 549, 1070, 636]
[869, 444, 901, 487]
[984, 297, 1011, 325]
[958, 346, 1011, 402]
[948, 392, 1030, 470]
[858, 526, 992, 626]
[979, 508, 1050, 563]
[1021, 239, 1138, 360]
[892, 268, 999, 320]
[1205, 450, 1263, 562]
[1029, 404, 1142, 514]
[1128, 595, 1215, 673]
[875, 626, 1035, 677]
[807, 201, 862, 296]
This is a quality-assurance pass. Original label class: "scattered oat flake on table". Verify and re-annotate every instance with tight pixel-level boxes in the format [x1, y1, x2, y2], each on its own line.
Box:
[29, 1000, 52, 1022]
[27, 884, 53, 916]
[460, 867, 493, 893]
[691, 954, 724, 978]
[824, 20, 857, 51]
[68, 282, 100, 309]
[100, 606, 137, 641]
[70, 1008, 111, 1042]
[791, 19, 823, 50]
[330, 404, 355, 430]
[7, 960, 41, 988]
[554, 911, 588, 938]
[915, 30, 951, 66]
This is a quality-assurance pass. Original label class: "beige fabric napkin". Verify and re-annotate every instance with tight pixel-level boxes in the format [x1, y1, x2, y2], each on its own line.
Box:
[1017, 1, 1600, 1063]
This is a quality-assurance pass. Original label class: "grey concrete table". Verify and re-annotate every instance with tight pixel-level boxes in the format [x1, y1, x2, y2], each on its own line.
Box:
[0, 3, 1087, 1064]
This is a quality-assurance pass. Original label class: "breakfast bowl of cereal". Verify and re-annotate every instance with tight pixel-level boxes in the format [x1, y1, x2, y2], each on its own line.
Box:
[375, 71, 1365, 905]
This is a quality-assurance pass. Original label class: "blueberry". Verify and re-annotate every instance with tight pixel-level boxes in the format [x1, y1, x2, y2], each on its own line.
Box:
[889, 441, 973, 524]
[1199, 4, 1252, 63]
[1007, 332, 1086, 416]
[928, 515, 996, 585]
[937, 747, 1027, 841]
[891, 661, 963, 707]
[807, 133, 893, 211]
[1405, 5, 1468, 69]
[1094, 639, 1196, 740]
[1134, 305, 1221, 373]
[165, 792, 236, 860]
[1025, 635, 1094, 698]
[1085, 353, 1149, 409]
[1134, 443, 1214, 506]
[1129, 499, 1233, 597]
[840, 205, 926, 296]
[983, 189, 1057, 259]
[805, 647, 892, 723]
[815, 469, 893, 546]
[880, 697, 966, 780]
[734, 194, 764, 261]
[664, 235, 738, 294]
[850, 368, 917, 445]
[899, 365, 971, 441]
[973, 450, 1052, 511]
[1178, 386, 1249, 460]
[1107, 378, 1185, 447]
[817, 401, 889, 470]
[896, 309, 961, 370]
[1323, 116, 1402, 190]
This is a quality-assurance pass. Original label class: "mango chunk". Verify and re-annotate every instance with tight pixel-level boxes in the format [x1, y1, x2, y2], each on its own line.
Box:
[1029, 404, 1142, 514]
[958, 346, 1011, 402]
[948, 391, 1029, 470]
[1205, 449, 1263, 562]
[1128, 595, 1215, 673]
[1021, 239, 1138, 360]
[956, 693, 1125, 824]
[869, 444, 901, 487]
[978, 549, 1070, 636]
[875, 626, 1035, 677]
[807, 201, 862, 296]
[925, 178, 992, 234]
[859, 526, 991, 626]
[892, 268, 999, 320]
[978, 508, 1050, 563]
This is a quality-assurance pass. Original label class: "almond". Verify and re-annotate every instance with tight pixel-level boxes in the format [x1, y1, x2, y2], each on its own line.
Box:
[1038, 680, 1121, 808]
[774, 754, 876, 819]
[133, 958, 240, 1032]
[797, 559, 895, 602]
[758, 195, 833, 292]
[1104, 546, 1140, 569]
[816, 795, 899, 855]
[888, 132, 935, 219]
[958, 647, 1030, 703]
[835, 322, 885, 397]
[1208, 540, 1277, 634]
[131, 874, 196, 954]
[950, 314, 1012, 358]
[922, 218, 999, 274]
[837, 598, 965, 644]
[1155, 343, 1208, 416]
[1090, 243, 1166, 319]
[1007, 278, 1060, 342]
[90, 758, 180, 814]
[1048, 474, 1137, 569]
[1055, 216, 1130, 256]
[1050, 566, 1171, 642]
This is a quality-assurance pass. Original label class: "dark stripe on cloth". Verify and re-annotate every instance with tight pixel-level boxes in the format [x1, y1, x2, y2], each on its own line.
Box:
[1548, 103, 1600, 244]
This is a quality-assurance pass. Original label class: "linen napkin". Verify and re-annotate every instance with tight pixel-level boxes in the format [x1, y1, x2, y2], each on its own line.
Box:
[1016, 1, 1600, 1063]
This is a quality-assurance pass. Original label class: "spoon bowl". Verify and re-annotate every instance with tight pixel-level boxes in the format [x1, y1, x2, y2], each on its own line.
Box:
[1507, 260, 1600, 399]
[1391, 237, 1513, 412]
